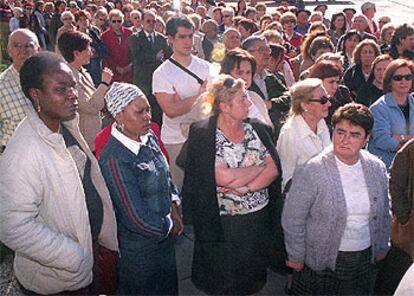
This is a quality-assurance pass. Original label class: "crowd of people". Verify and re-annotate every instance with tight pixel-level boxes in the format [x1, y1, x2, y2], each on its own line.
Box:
[1, 0, 414, 295]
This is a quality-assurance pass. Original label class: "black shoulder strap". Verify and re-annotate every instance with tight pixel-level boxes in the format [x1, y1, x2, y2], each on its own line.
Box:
[168, 58, 204, 85]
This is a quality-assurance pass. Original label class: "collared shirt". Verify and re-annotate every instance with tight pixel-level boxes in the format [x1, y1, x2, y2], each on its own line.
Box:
[144, 30, 154, 43]
[253, 70, 269, 100]
[0, 65, 33, 147]
[111, 123, 180, 206]
[276, 114, 331, 189]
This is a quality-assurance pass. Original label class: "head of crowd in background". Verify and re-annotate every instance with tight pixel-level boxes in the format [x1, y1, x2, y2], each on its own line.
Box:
[340, 30, 362, 55]
[241, 35, 270, 72]
[370, 54, 393, 86]
[352, 39, 380, 67]
[390, 23, 414, 58]
[308, 60, 343, 97]
[221, 48, 256, 88]
[330, 12, 346, 35]
[223, 28, 241, 51]
[58, 30, 92, 65]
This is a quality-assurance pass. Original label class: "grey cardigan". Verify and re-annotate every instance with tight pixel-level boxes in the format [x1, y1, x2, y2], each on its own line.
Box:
[282, 147, 391, 271]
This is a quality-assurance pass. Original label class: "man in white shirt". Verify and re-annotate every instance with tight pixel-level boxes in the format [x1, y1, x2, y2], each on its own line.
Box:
[153, 15, 216, 189]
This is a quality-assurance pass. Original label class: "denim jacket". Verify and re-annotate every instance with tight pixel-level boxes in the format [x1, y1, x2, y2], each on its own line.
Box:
[369, 92, 414, 168]
[99, 130, 178, 241]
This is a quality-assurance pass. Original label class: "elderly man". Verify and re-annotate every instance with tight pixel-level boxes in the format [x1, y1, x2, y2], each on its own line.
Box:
[0, 29, 39, 154]
[241, 35, 290, 137]
[361, 1, 377, 35]
[218, 7, 234, 33]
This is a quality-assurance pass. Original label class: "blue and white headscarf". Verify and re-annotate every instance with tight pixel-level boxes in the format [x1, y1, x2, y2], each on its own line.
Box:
[104, 82, 146, 117]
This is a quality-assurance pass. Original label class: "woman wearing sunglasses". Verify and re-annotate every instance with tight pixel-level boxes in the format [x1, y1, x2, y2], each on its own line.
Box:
[277, 78, 331, 194]
[368, 59, 414, 169]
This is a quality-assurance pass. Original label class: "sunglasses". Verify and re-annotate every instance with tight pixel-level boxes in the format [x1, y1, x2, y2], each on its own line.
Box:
[308, 96, 331, 104]
[392, 74, 414, 81]
[223, 14, 231, 18]
[146, 19, 156, 24]
[111, 20, 122, 23]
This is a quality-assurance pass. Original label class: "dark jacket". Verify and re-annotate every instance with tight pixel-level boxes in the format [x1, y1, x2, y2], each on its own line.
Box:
[182, 116, 282, 242]
[249, 71, 290, 140]
[355, 81, 383, 107]
[344, 64, 368, 99]
[129, 30, 172, 96]
[326, 85, 353, 129]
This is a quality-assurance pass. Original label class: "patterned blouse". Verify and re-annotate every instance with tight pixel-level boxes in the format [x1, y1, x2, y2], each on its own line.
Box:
[215, 122, 270, 216]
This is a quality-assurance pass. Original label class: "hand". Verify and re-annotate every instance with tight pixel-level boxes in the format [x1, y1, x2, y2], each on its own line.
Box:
[198, 80, 207, 95]
[156, 49, 165, 61]
[116, 65, 125, 75]
[101, 67, 113, 84]
[170, 202, 183, 236]
[376, 251, 388, 262]
[286, 260, 304, 272]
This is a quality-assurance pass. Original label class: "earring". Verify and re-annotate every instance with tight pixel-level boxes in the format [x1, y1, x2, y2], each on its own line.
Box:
[118, 122, 125, 132]
[304, 109, 308, 112]
[36, 103, 41, 113]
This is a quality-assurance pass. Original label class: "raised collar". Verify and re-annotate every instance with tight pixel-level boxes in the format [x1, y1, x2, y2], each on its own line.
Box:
[111, 123, 149, 155]
[294, 114, 329, 140]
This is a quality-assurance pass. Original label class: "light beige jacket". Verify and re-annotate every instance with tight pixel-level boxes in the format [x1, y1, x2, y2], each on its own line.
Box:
[0, 109, 118, 294]
[71, 66, 108, 151]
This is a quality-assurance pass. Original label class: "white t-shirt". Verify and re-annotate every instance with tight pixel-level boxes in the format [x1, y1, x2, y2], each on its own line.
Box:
[152, 55, 216, 144]
[336, 157, 371, 251]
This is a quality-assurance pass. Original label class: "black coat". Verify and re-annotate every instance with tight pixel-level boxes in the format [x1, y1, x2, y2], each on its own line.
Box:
[129, 30, 172, 96]
[182, 116, 282, 242]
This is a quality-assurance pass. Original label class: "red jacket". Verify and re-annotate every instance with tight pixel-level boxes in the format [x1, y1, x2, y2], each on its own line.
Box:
[101, 26, 133, 83]
[284, 32, 303, 51]
[95, 122, 169, 163]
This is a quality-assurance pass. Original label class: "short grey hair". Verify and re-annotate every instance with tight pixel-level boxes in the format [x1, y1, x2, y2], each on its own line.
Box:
[361, 1, 375, 13]
[241, 35, 266, 51]
[8, 28, 39, 47]
[222, 7, 234, 17]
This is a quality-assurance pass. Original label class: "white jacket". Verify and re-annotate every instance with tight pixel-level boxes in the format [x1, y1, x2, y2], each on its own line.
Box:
[0, 109, 118, 294]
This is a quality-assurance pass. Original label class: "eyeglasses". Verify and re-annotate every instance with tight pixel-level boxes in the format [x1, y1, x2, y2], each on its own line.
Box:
[392, 74, 414, 81]
[99, 18, 107, 22]
[11, 42, 37, 50]
[250, 45, 270, 54]
[146, 19, 156, 24]
[308, 96, 331, 104]
[223, 14, 232, 18]
[111, 19, 123, 23]
[284, 19, 296, 24]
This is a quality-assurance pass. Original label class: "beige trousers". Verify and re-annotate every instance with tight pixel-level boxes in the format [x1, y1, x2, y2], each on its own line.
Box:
[165, 143, 184, 191]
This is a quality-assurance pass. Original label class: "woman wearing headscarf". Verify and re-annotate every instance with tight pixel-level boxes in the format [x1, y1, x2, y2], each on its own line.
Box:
[58, 31, 113, 153]
[0, 52, 118, 295]
[182, 74, 281, 295]
[98, 82, 183, 295]
[282, 103, 391, 295]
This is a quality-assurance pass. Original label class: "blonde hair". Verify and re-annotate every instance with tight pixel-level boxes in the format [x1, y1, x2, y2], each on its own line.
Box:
[208, 75, 245, 115]
[109, 9, 124, 20]
[290, 78, 323, 115]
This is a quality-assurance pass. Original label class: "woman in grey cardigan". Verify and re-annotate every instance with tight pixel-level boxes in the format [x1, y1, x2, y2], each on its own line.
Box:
[282, 103, 391, 295]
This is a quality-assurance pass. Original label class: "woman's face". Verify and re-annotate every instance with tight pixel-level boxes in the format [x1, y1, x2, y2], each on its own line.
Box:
[116, 97, 152, 139]
[223, 30, 241, 50]
[322, 76, 340, 96]
[374, 60, 391, 85]
[75, 43, 93, 66]
[77, 16, 90, 31]
[238, 25, 250, 39]
[359, 44, 376, 67]
[333, 119, 369, 165]
[391, 66, 414, 95]
[302, 85, 331, 120]
[334, 15, 345, 30]
[34, 63, 78, 128]
[229, 60, 253, 88]
[222, 87, 251, 121]
[63, 16, 74, 27]
[344, 35, 360, 54]
[383, 28, 395, 44]
[155, 20, 164, 34]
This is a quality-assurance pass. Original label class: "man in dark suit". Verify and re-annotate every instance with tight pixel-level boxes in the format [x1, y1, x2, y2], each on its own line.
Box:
[129, 10, 172, 125]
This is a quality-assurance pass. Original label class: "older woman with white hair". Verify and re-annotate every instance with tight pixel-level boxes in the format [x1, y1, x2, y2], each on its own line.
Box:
[276, 78, 332, 193]
[98, 82, 183, 295]
[223, 28, 241, 51]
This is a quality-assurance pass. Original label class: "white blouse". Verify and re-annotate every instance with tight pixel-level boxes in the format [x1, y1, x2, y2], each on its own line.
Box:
[276, 115, 331, 190]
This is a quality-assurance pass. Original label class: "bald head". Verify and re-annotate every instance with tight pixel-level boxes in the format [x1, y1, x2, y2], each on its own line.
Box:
[8, 29, 40, 71]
